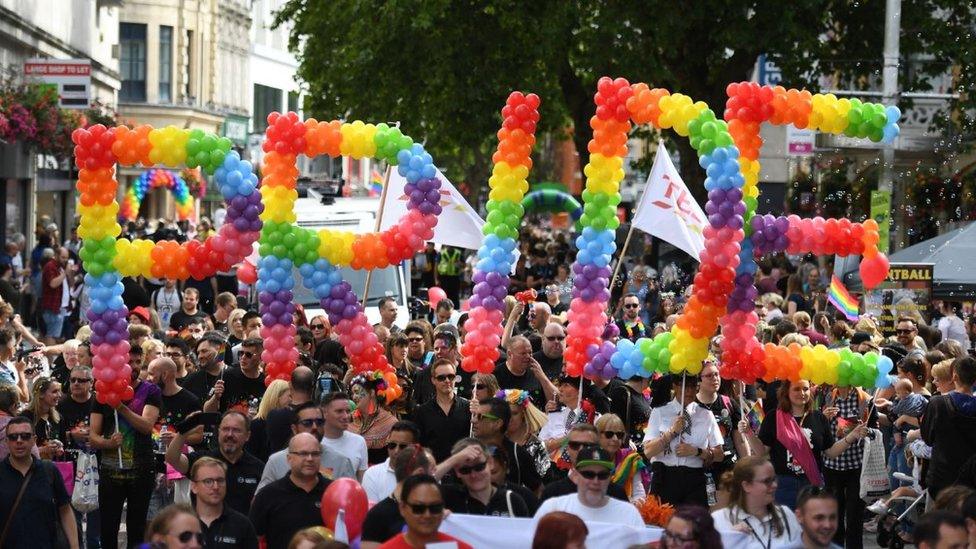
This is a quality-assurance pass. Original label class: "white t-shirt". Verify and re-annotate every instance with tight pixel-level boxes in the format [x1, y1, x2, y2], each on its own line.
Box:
[153, 287, 182, 330]
[361, 458, 397, 502]
[539, 408, 571, 442]
[533, 493, 645, 529]
[711, 505, 802, 547]
[645, 399, 723, 468]
[322, 431, 369, 473]
[938, 315, 971, 350]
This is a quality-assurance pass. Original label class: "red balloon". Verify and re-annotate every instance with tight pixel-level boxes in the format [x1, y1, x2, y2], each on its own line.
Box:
[321, 478, 368, 540]
[427, 286, 447, 310]
[238, 261, 258, 285]
[860, 253, 890, 290]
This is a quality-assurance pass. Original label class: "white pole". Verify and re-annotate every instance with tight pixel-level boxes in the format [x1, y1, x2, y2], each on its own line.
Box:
[879, 0, 901, 251]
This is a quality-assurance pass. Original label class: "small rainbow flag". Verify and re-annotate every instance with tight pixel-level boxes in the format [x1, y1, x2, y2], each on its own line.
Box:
[828, 274, 860, 321]
[369, 168, 384, 197]
[747, 400, 765, 432]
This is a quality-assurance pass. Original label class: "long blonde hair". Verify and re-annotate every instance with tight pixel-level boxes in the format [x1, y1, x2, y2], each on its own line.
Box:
[255, 379, 290, 420]
[497, 389, 548, 434]
[28, 376, 60, 424]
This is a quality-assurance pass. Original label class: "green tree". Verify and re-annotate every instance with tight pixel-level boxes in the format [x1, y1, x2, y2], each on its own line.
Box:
[275, 0, 975, 202]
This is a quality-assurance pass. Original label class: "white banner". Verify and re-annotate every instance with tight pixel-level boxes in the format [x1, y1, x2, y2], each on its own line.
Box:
[439, 514, 753, 549]
[630, 143, 707, 261]
[380, 168, 485, 251]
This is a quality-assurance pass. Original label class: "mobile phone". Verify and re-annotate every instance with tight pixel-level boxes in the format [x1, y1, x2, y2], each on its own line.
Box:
[175, 412, 220, 434]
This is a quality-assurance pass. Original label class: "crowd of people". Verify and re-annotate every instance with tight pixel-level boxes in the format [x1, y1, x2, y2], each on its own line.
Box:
[1, 217, 976, 549]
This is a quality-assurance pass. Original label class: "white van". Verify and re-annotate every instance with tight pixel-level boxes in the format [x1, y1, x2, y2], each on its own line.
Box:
[291, 188, 411, 329]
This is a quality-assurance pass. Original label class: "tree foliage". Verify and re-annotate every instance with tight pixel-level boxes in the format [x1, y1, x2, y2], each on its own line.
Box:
[275, 0, 976, 202]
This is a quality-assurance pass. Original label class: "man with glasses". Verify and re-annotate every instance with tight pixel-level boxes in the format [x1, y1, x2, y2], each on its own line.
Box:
[616, 293, 651, 342]
[895, 317, 925, 358]
[493, 336, 557, 408]
[413, 358, 471, 461]
[533, 322, 567, 381]
[165, 410, 264, 515]
[404, 322, 433, 372]
[412, 328, 463, 407]
[256, 401, 356, 491]
[533, 446, 644, 527]
[163, 337, 191, 379]
[180, 332, 228, 411]
[0, 417, 79, 548]
[540, 423, 628, 502]
[249, 432, 331, 549]
[191, 456, 257, 549]
[471, 396, 542, 493]
[361, 420, 420, 502]
[57, 367, 100, 549]
[220, 337, 265, 413]
[362, 445, 437, 549]
[375, 296, 401, 333]
[321, 391, 369, 481]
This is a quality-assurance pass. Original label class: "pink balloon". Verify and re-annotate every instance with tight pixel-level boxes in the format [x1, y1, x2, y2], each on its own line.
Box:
[428, 286, 447, 309]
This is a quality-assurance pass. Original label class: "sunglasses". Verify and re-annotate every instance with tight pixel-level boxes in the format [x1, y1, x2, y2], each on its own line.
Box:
[623, 304, 640, 309]
[434, 374, 456, 382]
[578, 469, 612, 480]
[5, 432, 33, 441]
[566, 440, 589, 451]
[386, 442, 413, 451]
[297, 418, 326, 427]
[178, 531, 206, 544]
[406, 502, 444, 515]
[70, 377, 92, 384]
[546, 336, 566, 341]
[407, 337, 425, 343]
[457, 461, 488, 475]
[896, 329, 915, 335]
[310, 324, 325, 330]
[239, 351, 256, 358]
[601, 430, 626, 440]
[473, 383, 487, 390]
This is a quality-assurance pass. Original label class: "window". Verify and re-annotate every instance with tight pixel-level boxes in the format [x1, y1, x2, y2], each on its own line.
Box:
[288, 91, 300, 113]
[184, 30, 194, 102]
[253, 84, 282, 132]
[119, 23, 147, 102]
[159, 25, 173, 103]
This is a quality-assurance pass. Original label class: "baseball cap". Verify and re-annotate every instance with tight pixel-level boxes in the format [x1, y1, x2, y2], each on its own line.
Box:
[129, 306, 151, 323]
[433, 323, 460, 342]
[574, 446, 614, 471]
[850, 332, 873, 346]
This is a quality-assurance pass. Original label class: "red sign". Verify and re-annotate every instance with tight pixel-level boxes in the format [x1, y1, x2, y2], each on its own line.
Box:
[24, 62, 91, 76]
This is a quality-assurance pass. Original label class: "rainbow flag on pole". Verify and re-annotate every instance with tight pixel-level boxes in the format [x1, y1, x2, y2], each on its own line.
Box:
[369, 168, 384, 197]
[828, 274, 860, 321]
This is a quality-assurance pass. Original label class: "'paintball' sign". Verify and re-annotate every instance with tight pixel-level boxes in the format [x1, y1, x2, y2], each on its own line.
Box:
[864, 263, 933, 336]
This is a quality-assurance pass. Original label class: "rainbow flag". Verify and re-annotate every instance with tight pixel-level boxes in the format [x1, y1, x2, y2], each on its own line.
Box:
[369, 168, 384, 197]
[828, 274, 860, 321]
[747, 400, 765, 432]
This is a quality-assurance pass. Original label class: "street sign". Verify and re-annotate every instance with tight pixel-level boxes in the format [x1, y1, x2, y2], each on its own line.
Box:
[23, 58, 91, 109]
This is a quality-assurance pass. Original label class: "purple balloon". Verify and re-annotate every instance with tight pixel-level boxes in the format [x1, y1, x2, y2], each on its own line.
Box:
[261, 313, 276, 326]
[90, 333, 103, 346]
[342, 305, 358, 319]
[469, 295, 483, 308]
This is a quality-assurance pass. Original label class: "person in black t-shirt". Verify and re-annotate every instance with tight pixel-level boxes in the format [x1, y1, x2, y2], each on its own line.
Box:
[493, 336, 556, 408]
[221, 337, 266, 413]
[362, 444, 437, 546]
[442, 438, 530, 517]
[532, 323, 566, 383]
[249, 433, 330, 549]
[147, 358, 203, 450]
[180, 332, 228, 411]
[166, 410, 264, 516]
[471, 397, 543, 493]
[191, 456, 258, 549]
[58, 365, 95, 452]
[168, 287, 209, 333]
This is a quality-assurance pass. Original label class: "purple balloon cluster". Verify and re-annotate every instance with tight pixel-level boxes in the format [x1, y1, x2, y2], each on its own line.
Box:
[750, 214, 790, 255]
[321, 280, 361, 327]
[727, 272, 759, 313]
[87, 304, 129, 346]
[572, 263, 612, 302]
[470, 270, 510, 312]
[405, 177, 444, 216]
[227, 191, 264, 233]
[258, 288, 295, 327]
[584, 340, 619, 379]
[705, 187, 746, 229]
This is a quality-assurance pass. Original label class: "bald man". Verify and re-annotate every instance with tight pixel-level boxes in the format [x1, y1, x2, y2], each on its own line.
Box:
[249, 432, 330, 549]
[494, 335, 556, 405]
[147, 357, 202, 443]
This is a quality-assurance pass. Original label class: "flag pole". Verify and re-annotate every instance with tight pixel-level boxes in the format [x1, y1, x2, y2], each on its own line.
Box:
[361, 165, 393, 307]
[607, 223, 637, 314]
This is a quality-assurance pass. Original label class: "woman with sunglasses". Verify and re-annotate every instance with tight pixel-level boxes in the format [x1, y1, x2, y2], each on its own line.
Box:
[384, 333, 413, 416]
[498, 389, 552, 479]
[594, 413, 648, 501]
[661, 505, 724, 549]
[644, 373, 724, 507]
[146, 503, 204, 549]
[442, 438, 530, 517]
[349, 372, 399, 464]
[711, 457, 801, 547]
[380, 474, 474, 549]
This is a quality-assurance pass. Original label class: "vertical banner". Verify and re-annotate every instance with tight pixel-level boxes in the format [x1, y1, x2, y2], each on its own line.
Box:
[870, 190, 892, 253]
[864, 263, 934, 336]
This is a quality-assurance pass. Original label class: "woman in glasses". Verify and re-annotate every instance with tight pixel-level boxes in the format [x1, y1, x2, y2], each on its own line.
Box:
[381, 474, 474, 549]
[595, 413, 648, 501]
[711, 456, 801, 546]
[442, 438, 530, 517]
[661, 505, 724, 549]
[349, 372, 399, 464]
[385, 332, 413, 416]
[498, 389, 551, 479]
[146, 503, 204, 549]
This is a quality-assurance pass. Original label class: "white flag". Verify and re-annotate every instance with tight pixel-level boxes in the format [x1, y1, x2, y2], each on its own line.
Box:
[631, 143, 707, 261]
[380, 167, 486, 250]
